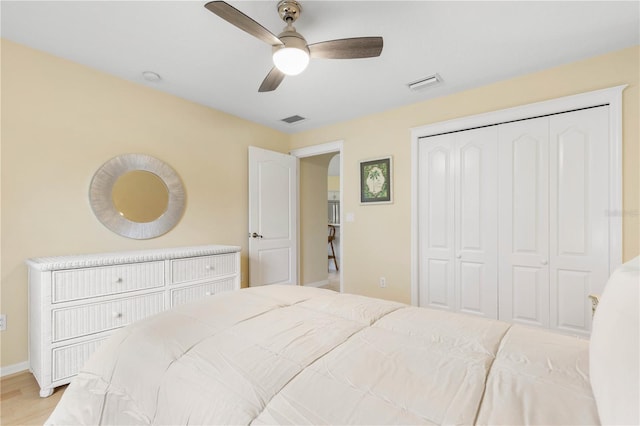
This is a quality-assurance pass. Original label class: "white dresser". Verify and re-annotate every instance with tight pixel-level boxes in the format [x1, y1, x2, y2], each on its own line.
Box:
[26, 244, 241, 397]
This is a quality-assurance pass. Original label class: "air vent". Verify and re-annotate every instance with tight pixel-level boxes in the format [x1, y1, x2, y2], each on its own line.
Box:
[408, 74, 442, 91]
[280, 115, 307, 124]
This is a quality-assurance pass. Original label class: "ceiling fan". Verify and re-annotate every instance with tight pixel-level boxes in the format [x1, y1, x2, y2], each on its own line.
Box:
[204, 0, 384, 92]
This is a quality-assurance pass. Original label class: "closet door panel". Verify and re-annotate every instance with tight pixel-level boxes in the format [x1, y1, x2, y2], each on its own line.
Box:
[426, 259, 450, 307]
[418, 134, 456, 310]
[549, 106, 609, 334]
[511, 266, 545, 322]
[455, 127, 498, 318]
[458, 261, 483, 314]
[555, 270, 590, 330]
[459, 145, 482, 250]
[557, 131, 588, 254]
[498, 118, 549, 327]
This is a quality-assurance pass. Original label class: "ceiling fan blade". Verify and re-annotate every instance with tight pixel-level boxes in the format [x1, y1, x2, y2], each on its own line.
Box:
[308, 37, 383, 59]
[258, 67, 286, 92]
[204, 1, 282, 46]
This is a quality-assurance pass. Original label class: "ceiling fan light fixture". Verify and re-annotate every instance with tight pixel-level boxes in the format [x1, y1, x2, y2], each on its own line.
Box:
[273, 46, 309, 75]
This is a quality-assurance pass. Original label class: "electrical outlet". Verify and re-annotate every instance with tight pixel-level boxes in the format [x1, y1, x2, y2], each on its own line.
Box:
[0, 314, 6, 331]
[379, 277, 386, 288]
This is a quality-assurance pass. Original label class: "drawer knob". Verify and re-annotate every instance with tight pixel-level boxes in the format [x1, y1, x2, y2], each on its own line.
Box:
[115, 278, 123, 283]
[205, 265, 215, 271]
[205, 291, 213, 296]
[112, 312, 122, 319]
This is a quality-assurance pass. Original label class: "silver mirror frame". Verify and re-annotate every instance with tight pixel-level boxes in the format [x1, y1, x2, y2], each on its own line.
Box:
[89, 154, 186, 239]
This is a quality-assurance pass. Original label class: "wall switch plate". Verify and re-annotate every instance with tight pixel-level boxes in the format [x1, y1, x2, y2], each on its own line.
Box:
[346, 212, 355, 222]
[379, 277, 386, 288]
[0, 314, 6, 331]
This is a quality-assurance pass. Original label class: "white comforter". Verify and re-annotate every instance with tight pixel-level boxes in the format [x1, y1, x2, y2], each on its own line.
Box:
[47, 285, 599, 425]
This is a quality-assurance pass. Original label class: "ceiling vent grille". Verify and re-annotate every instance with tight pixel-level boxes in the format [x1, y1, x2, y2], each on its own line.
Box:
[408, 74, 442, 91]
[280, 115, 307, 124]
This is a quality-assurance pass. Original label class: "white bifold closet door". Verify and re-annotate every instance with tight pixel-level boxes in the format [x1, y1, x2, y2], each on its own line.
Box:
[419, 105, 610, 335]
[498, 106, 610, 334]
[549, 107, 609, 334]
[418, 127, 498, 319]
[498, 117, 551, 328]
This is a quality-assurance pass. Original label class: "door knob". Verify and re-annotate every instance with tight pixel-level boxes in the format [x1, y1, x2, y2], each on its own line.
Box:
[541, 259, 548, 265]
[250, 232, 263, 239]
[456, 254, 462, 259]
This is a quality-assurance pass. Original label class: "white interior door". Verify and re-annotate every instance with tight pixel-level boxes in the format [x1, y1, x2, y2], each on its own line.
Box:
[498, 117, 550, 328]
[549, 106, 610, 334]
[418, 133, 456, 310]
[455, 127, 498, 319]
[248, 146, 298, 287]
[418, 127, 498, 318]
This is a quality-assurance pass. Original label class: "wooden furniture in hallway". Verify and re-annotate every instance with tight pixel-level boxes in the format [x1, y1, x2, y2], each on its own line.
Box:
[328, 225, 339, 271]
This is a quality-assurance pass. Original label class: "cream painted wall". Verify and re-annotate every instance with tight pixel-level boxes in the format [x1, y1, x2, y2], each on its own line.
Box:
[290, 45, 640, 305]
[2, 40, 638, 370]
[299, 153, 334, 286]
[0, 40, 289, 367]
[328, 175, 340, 192]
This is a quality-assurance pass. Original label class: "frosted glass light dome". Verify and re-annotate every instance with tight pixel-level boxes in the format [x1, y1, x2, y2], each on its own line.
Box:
[273, 46, 309, 76]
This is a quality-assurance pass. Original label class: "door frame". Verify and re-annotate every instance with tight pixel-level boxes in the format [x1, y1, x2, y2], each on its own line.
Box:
[290, 140, 344, 292]
[410, 85, 626, 306]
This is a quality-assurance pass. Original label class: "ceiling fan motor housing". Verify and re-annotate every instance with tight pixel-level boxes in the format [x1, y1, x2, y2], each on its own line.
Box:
[274, 28, 308, 53]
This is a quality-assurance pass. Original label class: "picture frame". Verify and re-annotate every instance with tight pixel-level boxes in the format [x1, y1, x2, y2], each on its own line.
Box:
[359, 156, 393, 204]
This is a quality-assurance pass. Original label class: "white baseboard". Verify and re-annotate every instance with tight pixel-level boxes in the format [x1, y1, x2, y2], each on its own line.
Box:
[304, 280, 329, 288]
[1, 361, 29, 378]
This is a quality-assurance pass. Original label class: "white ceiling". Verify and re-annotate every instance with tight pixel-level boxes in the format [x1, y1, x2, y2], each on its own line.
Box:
[2, 1, 638, 134]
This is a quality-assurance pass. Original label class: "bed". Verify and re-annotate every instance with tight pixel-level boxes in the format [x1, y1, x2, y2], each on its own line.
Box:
[46, 257, 639, 425]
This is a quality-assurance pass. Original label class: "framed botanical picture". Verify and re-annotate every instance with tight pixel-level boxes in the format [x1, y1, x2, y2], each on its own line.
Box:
[360, 156, 392, 204]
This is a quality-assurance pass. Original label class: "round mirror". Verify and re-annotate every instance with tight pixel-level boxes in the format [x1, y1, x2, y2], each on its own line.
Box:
[89, 154, 185, 239]
[112, 170, 169, 223]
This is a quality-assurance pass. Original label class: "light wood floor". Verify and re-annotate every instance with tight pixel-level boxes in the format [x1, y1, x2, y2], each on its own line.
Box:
[319, 270, 340, 292]
[0, 371, 66, 425]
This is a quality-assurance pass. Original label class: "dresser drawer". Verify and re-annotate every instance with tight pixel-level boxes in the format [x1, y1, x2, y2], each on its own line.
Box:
[170, 278, 238, 307]
[52, 262, 164, 303]
[52, 337, 109, 382]
[52, 292, 165, 342]
[170, 254, 237, 284]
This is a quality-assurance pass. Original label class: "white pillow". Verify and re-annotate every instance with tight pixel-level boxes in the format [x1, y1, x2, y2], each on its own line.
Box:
[590, 256, 640, 425]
